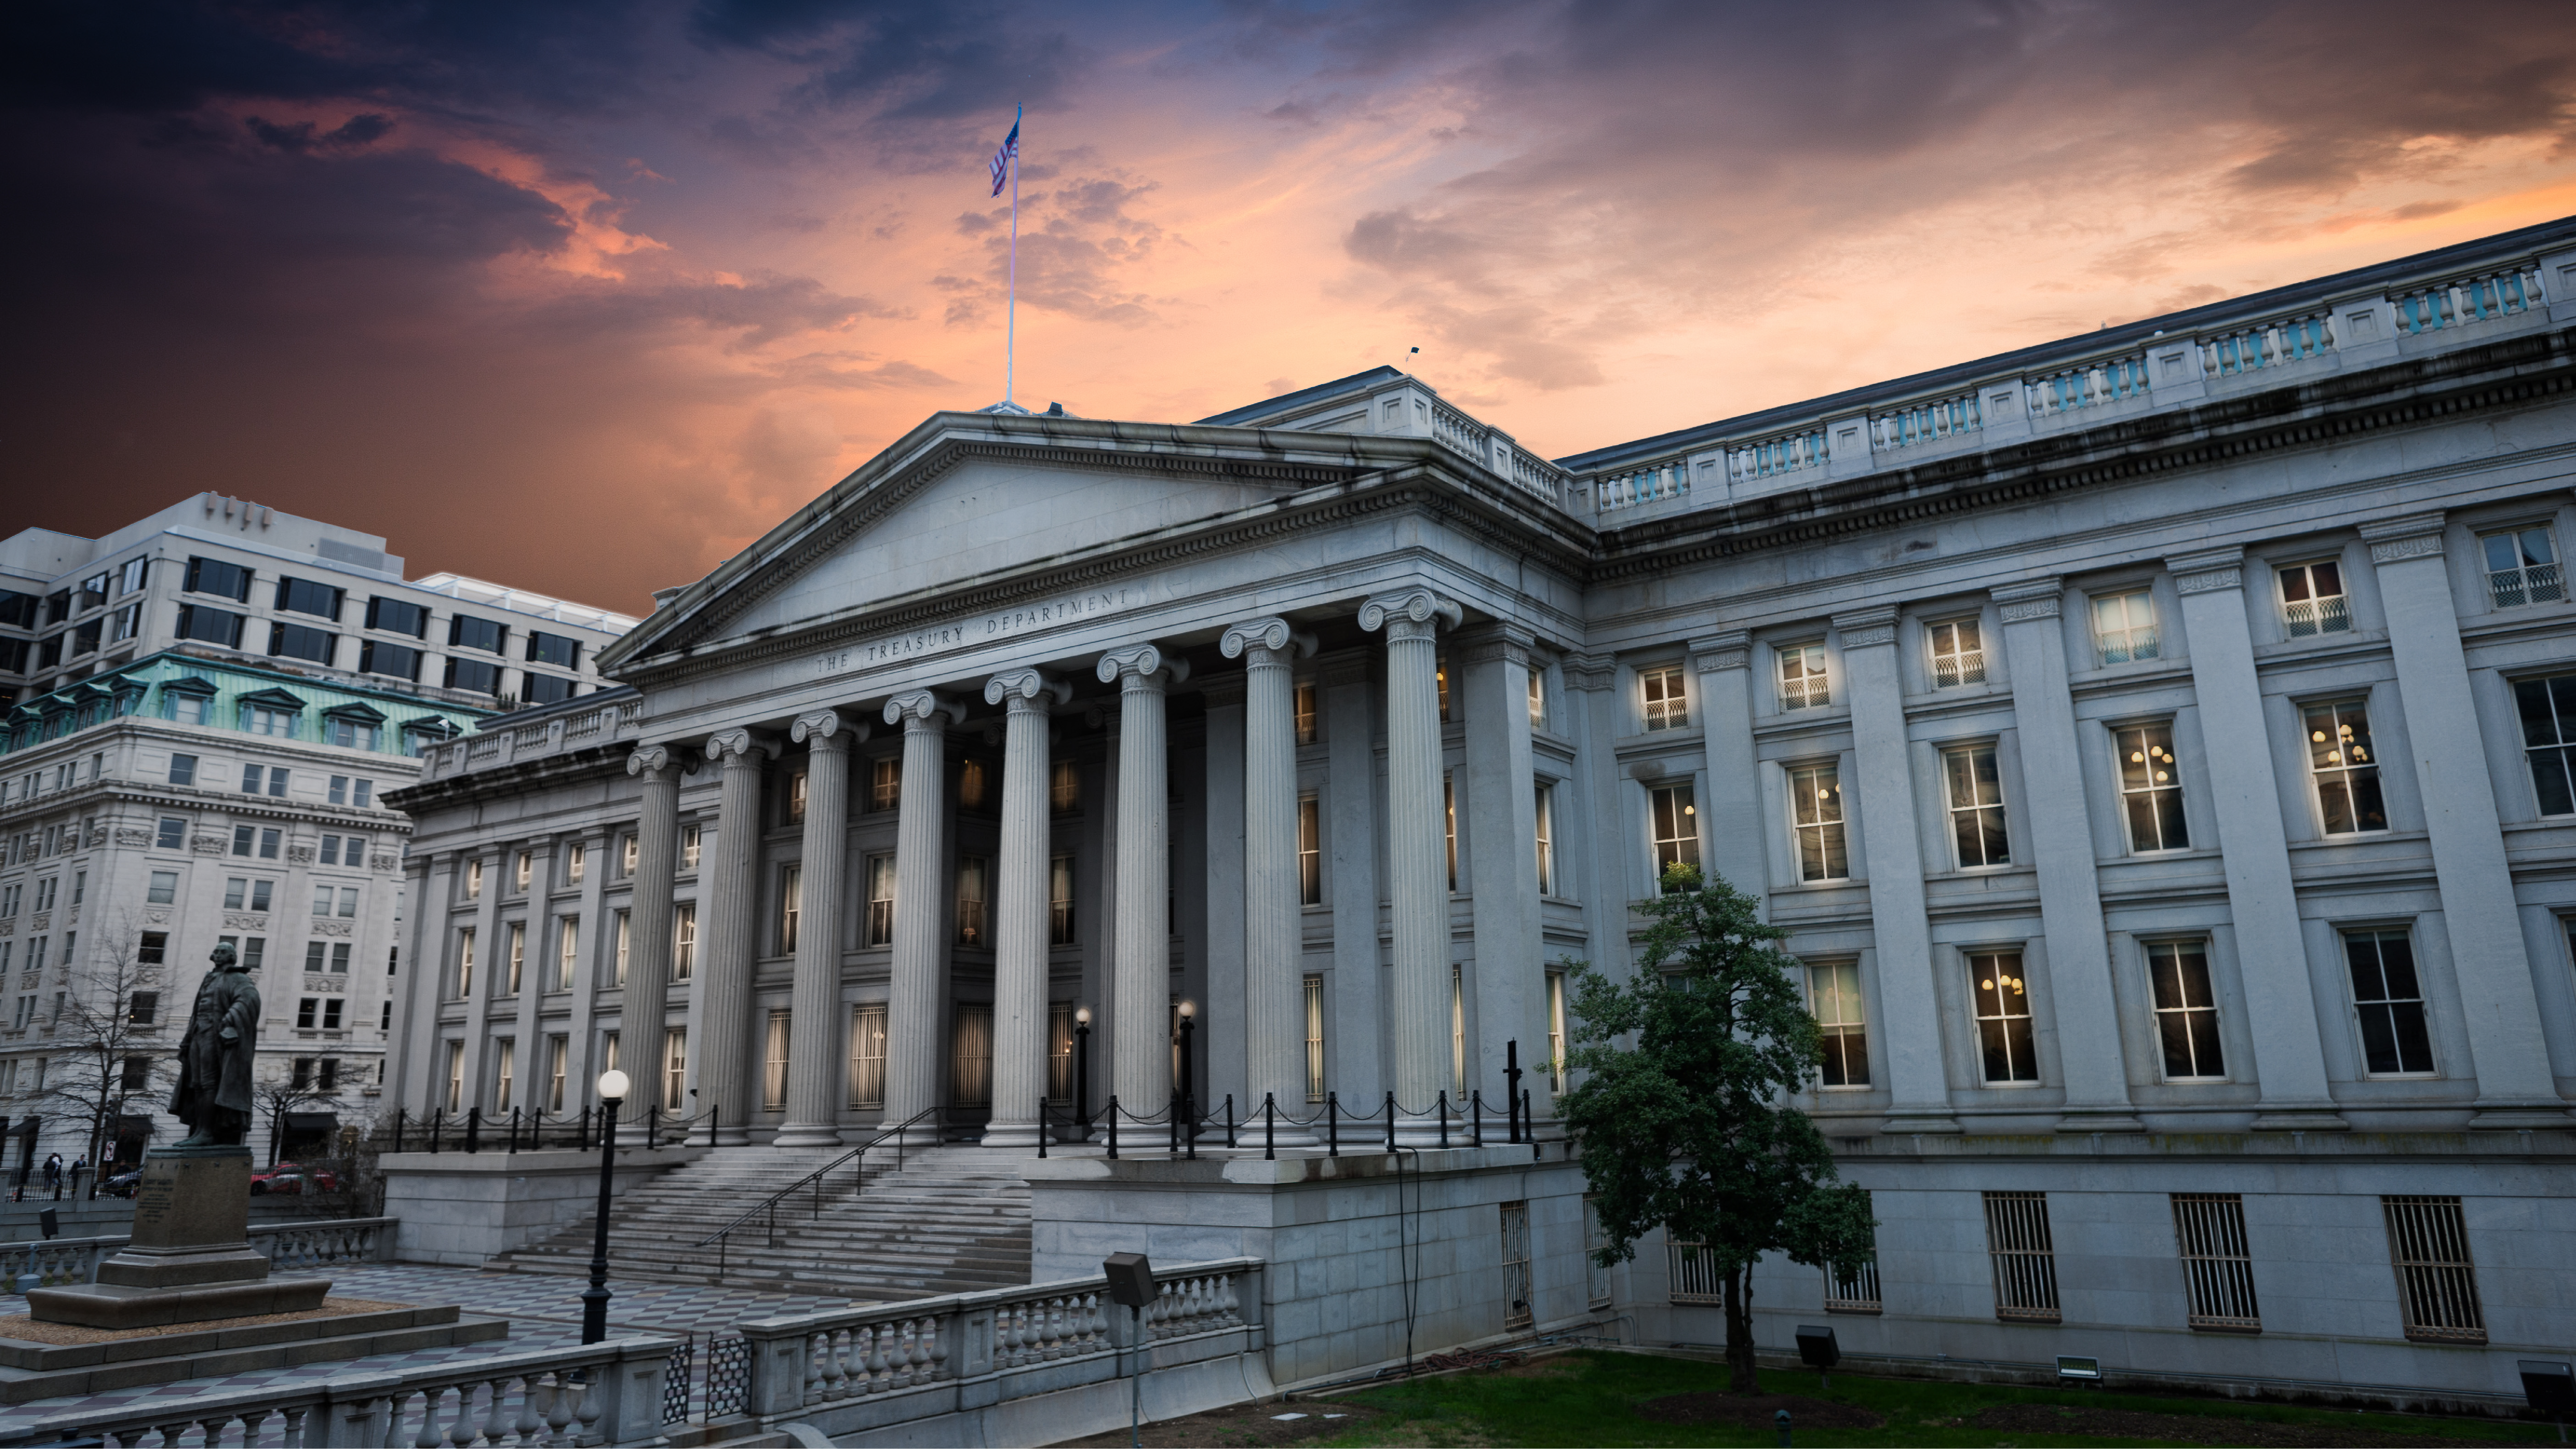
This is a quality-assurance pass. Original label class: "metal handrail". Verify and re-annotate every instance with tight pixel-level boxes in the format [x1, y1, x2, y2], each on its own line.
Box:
[689, 1106, 941, 1269]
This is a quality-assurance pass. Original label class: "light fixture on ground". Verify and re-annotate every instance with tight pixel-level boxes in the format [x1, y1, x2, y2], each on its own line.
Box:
[1175, 1001, 1197, 1154]
[582, 1067, 631, 1344]
[1074, 1006, 1092, 1139]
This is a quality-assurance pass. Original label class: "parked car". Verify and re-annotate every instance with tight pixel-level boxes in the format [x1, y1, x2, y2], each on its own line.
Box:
[100, 1169, 142, 1199]
[248, 1162, 339, 1195]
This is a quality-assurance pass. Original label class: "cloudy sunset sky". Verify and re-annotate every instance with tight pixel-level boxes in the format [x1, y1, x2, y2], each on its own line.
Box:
[6, 0, 2576, 614]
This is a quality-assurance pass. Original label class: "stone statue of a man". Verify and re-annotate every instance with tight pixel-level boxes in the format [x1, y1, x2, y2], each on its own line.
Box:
[170, 942, 259, 1148]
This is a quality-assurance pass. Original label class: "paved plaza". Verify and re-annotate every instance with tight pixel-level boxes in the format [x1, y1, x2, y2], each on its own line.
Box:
[0, 1263, 854, 1433]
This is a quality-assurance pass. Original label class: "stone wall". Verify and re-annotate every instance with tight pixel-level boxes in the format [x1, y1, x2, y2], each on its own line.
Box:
[379, 1144, 702, 1266]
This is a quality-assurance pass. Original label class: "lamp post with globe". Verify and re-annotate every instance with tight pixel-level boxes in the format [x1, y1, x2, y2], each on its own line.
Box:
[581, 1068, 631, 1344]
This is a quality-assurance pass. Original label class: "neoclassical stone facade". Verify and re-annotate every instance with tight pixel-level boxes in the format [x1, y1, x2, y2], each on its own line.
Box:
[387, 216, 2576, 1400]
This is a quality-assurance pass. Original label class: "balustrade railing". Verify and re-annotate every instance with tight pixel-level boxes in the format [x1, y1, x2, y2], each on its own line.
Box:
[1871, 390, 1983, 450]
[1728, 427, 1827, 485]
[1595, 463, 1690, 513]
[2027, 352, 2150, 415]
[0, 1218, 392, 1290]
[2200, 309, 2335, 376]
[2390, 263, 2545, 336]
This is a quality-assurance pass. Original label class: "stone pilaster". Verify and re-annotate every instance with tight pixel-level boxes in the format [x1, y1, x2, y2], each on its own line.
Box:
[2166, 547, 2344, 1129]
[2356, 515, 2565, 1124]
[1097, 645, 1184, 1117]
[696, 728, 774, 1145]
[1833, 606, 1955, 1133]
[1223, 616, 1319, 1143]
[983, 670, 1068, 1148]
[1990, 580, 2141, 1132]
[618, 746, 680, 1125]
[1362, 587, 1462, 1141]
[883, 691, 962, 1143]
[1687, 631, 1763, 906]
[1321, 651, 1383, 1110]
[777, 710, 859, 1146]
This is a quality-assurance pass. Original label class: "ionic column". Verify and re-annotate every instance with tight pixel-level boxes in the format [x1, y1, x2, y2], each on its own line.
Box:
[697, 728, 775, 1145]
[2167, 548, 2342, 1129]
[2356, 517, 2563, 1124]
[1833, 607, 1955, 1134]
[616, 746, 679, 1112]
[1222, 616, 1319, 1144]
[1458, 623, 1543, 1125]
[1991, 580, 2140, 1133]
[1097, 645, 1186, 1117]
[883, 691, 963, 1143]
[983, 670, 1069, 1148]
[777, 710, 860, 1147]
[1362, 587, 1461, 1142]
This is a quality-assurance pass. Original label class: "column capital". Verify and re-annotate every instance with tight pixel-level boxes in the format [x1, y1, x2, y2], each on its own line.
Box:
[2359, 511, 2449, 564]
[884, 690, 967, 730]
[1688, 631, 1750, 673]
[984, 669, 1071, 710]
[791, 708, 864, 748]
[1220, 616, 1318, 663]
[625, 744, 673, 778]
[1453, 621, 1535, 667]
[1991, 578, 2066, 621]
[1359, 588, 1462, 640]
[2166, 547, 2245, 595]
[703, 729, 779, 765]
[1829, 606, 1900, 648]
[1098, 643, 1189, 687]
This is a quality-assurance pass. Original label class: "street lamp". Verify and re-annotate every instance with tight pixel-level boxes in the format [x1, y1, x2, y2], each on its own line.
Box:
[1073, 1007, 1092, 1138]
[581, 1068, 630, 1344]
[1175, 1001, 1197, 1155]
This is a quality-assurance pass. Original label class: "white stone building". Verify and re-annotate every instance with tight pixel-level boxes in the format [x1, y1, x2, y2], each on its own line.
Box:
[384, 217, 2576, 1403]
[0, 499, 635, 1172]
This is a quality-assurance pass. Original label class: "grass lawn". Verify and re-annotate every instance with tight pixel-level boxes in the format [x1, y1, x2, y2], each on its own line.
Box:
[1300, 1350, 2561, 1447]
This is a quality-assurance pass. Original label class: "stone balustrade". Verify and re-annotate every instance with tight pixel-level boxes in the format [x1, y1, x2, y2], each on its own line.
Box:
[0, 1217, 394, 1288]
[422, 696, 641, 782]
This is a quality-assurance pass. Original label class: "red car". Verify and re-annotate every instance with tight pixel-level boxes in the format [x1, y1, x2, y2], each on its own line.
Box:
[248, 1162, 339, 1195]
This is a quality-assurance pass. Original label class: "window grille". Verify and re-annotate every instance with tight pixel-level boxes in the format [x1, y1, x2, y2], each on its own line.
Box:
[848, 1005, 886, 1108]
[1048, 1004, 1074, 1100]
[1777, 644, 1829, 710]
[2304, 700, 2385, 833]
[2171, 1193, 2260, 1331]
[2345, 930, 2435, 1075]
[1982, 1190, 2060, 1322]
[762, 1010, 790, 1111]
[2381, 1196, 2484, 1343]
[1808, 961, 1868, 1087]
[2482, 526, 2564, 609]
[1500, 1202, 1533, 1328]
[1942, 745, 2010, 867]
[2147, 941, 2226, 1079]
[2277, 561, 2351, 636]
[1928, 618, 1985, 687]
[1641, 665, 1689, 730]
[1303, 974, 1326, 1102]
[1789, 764, 1848, 881]
[2092, 590, 2159, 664]
[1582, 1197, 1611, 1308]
[1826, 1256, 1882, 1315]
[2115, 723, 2189, 851]
[1668, 1239, 1724, 1303]
[951, 1003, 993, 1108]
[2514, 674, 2576, 816]
[1970, 951, 2039, 1083]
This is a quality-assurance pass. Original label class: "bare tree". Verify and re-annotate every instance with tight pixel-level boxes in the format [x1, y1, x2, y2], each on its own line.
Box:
[25, 913, 177, 1192]
[251, 1063, 341, 1171]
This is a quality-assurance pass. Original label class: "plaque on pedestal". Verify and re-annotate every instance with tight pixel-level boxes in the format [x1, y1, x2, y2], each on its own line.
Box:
[28, 1148, 331, 1329]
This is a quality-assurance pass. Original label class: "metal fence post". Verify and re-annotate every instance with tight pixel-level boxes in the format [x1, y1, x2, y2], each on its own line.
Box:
[1263, 1093, 1276, 1162]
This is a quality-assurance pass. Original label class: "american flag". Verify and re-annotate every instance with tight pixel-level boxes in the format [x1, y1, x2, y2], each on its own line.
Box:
[988, 115, 1019, 197]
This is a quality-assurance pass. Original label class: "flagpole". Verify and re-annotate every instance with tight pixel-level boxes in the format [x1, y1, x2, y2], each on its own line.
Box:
[1005, 103, 1021, 409]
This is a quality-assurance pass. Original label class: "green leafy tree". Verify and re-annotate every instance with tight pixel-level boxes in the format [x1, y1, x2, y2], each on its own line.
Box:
[1559, 864, 1877, 1392]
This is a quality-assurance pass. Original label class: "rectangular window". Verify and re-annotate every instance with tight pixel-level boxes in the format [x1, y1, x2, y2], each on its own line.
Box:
[554, 917, 579, 990]
[764, 1009, 791, 1111]
[1942, 744, 2010, 867]
[1927, 617, 1986, 688]
[1583, 1196, 1611, 1309]
[1777, 643, 1830, 710]
[329, 775, 349, 806]
[956, 857, 987, 946]
[870, 757, 900, 811]
[147, 869, 178, 904]
[366, 596, 428, 637]
[1789, 763, 1848, 882]
[526, 631, 579, 668]
[1303, 974, 1327, 1102]
[1808, 961, 1869, 1087]
[2482, 526, 2564, 609]
[320, 834, 341, 866]
[2514, 674, 2576, 816]
[274, 577, 343, 621]
[1436, 658, 1450, 721]
[506, 921, 525, 993]
[1533, 784, 1554, 895]
[491, 1038, 515, 1109]
[1547, 969, 1568, 1094]
[185, 557, 253, 602]
[675, 905, 696, 979]
[110, 604, 140, 642]
[2305, 700, 2386, 833]
[1647, 782, 1699, 882]
[2147, 940, 2226, 1080]
[788, 769, 808, 825]
[448, 615, 504, 653]
[1049, 855, 1077, 946]
[1527, 668, 1546, 729]
[2381, 1196, 2485, 1343]
[1444, 775, 1458, 890]
[546, 1034, 569, 1113]
[2115, 723, 2190, 851]
[1297, 796, 1323, 905]
[307, 939, 331, 975]
[296, 997, 318, 1030]
[683, 826, 701, 870]
[662, 1028, 687, 1112]
[2345, 929, 2435, 1075]
[1499, 1201, 1533, 1329]
[444, 657, 500, 695]
[958, 759, 986, 812]
[2172, 1193, 2260, 1332]
[456, 927, 476, 997]
[951, 1002, 993, 1107]
[130, 990, 161, 1026]
[1825, 1204, 1883, 1314]
[1640, 664, 1688, 730]
[322, 998, 343, 1030]
[865, 855, 896, 946]
[445, 1041, 465, 1113]
[524, 673, 575, 708]
[1295, 682, 1319, 743]
[1970, 949, 2038, 1083]
[1982, 1190, 2061, 1322]
[621, 834, 637, 874]
[614, 910, 629, 986]
[567, 842, 585, 882]
[849, 1004, 886, 1108]
[1049, 758, 1079, 813]
[312, 882, 335, 916]
[2278, 560, 2351, 636]
[268, 621, 336, 665]
[137, 934, 167, 968]
[168, 754, 197, 786]
[781, 862, 803, 954]
[118, 556, 148, 596]
[465, 858, 483, 898]
[515, 851, 532, 891]
[2092, 589, 2159, 665]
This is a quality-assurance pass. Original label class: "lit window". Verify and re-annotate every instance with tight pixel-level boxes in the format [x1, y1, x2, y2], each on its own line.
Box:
[780, 862, 803, 953]
[1297, 796, 1323, 905]
[1942, 745, 2010, 868]
[1527, 668, 1546, 729]
[566, 842, 584, 883]
[955, 856, 987, 946]
[847, 1006, 884, 1108]
[1970, 950, 2038, 1083]
[2147, 940, 2225, 1080]
[1808, 961, 1868, 1087]
[456, 928, 476, 998]
[2481, 526, 2564, 609]
[788, 769, 808, 824]
[2278, 560, 2351, 636]
[1788, 764, 1848, 882]
[2116, 723, 2189, 851]
[2092, 590, 2159, 665]
[1927, 618, 1985, 688]
[682, 825, 701, 871]
[674, 905, 696, 980]
[1049, 855, 1077, 946]
[1436, 658, 1450, 721]
[1777, 644, 1829, 710]
[1050, 758, 1079, 812]
[1444, 775, 1458, 890]
[2345, 930, 2434, 1075]
[1295, 682, 1319, 744]
[465, 859, 482, 899]
[871, 757, 900, 811]
[865, 855, 897, 946]
[2305, 700, 2386, 834]
[764, 1009, 791, 1111]
[2514, 674, 2576, 816]
[1303, 974, 1326, 1103]
[514, 851, 532, 891]
[1640, 665, 1689, 730]
[614, 910, 629, 986]
[958, 759, 985, 811]
[621, 834, 637, 873]
[1648, 783, 1699, 881]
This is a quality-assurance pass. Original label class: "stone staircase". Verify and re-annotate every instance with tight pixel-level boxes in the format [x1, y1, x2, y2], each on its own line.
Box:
[488, 1144, 1035, 1301]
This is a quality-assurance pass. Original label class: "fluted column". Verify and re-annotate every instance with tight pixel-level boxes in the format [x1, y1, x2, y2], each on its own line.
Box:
[777, 710, 860, 1146]
[883, 691, 963, 1143]
[1362, 587, 1462, 1142]
[1222, 616, 1320, 1144]
[1098, 645, 1186, 1118]
[697, 728, 773, 1145]
[983, 670, 1069, 1148]
[1459, 623, 1543, 1126]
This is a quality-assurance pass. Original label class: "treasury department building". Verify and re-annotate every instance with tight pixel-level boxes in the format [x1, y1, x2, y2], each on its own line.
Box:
[385, 217, 2576, 1398]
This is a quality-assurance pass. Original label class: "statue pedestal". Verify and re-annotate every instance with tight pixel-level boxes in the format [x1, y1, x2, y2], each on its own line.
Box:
[28, 1147, 331, 1329]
